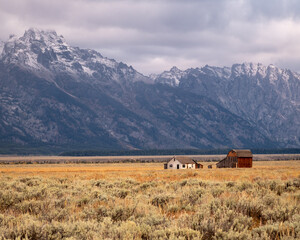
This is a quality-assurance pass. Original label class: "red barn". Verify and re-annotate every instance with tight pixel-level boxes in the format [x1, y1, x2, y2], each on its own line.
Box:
[216, 149, 253, 168]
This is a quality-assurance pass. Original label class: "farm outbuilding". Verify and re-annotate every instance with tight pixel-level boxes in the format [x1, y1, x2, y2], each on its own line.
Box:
[164, 157, 203, 169]
[216, 149, 253, 168]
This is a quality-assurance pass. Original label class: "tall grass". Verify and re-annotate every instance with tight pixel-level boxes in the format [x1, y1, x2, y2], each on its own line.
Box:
[0, 161, 299, 239]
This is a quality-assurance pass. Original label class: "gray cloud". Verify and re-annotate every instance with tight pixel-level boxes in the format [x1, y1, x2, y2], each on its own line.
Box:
[1, 0, 300, 74]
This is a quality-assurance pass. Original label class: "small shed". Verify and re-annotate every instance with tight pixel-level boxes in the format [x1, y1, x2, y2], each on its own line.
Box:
[165, 156, 203, 169]
[216, 149, 253, 168]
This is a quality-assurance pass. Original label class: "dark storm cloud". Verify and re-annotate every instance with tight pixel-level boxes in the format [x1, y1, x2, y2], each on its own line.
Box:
[1, 0, 300, 74]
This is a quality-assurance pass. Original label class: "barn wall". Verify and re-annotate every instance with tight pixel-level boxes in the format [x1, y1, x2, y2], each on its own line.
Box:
[217, 150, 253, 168]
[237, 157, 252, 168]
[226, 157, 237, 168]
[216, 159, 224, 168]
[197, 164, 203, 169]
[216, 159, 225, 168]
[217, 157, 237, 168]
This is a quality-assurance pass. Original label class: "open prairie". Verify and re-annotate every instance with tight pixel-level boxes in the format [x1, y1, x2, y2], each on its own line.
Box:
[1, 160, 300, 182]
[0, 159, 299, 239]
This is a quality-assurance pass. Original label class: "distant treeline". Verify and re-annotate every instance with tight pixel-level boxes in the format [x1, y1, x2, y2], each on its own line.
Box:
[59, 148, 300, 156]
[252, 148, 300, 154]
[59, 149, 228, 156]
[1, 142, 300, 156]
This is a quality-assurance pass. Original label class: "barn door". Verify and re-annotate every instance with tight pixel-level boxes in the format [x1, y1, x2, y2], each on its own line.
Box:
[177, 164, 179, 169]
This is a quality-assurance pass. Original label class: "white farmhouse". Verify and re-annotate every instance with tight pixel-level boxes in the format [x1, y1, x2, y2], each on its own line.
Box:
[164, 157, 203, 169]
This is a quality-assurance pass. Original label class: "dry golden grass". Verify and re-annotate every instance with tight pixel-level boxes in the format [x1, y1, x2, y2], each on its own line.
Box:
[0, 159, 299, 239]
[0, 160, 299, 182]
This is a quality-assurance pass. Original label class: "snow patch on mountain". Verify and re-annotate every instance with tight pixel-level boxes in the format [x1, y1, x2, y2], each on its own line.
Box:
[231, 63, 268, 78]
[0, 28, 149, 85]
[159, 62, 300, 147]
[154, 66, 185, 86]
[82, 66, 95, 76]
[201, 65, 231, 79]
[1, 28, 299, 147]
[154, 65, 233, 87]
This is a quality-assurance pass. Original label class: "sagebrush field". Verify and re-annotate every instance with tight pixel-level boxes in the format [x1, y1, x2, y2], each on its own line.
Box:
[0, 160, 299, 239]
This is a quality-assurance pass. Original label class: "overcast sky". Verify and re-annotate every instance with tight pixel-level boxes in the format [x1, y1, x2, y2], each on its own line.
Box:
[1, 0, 300, 75]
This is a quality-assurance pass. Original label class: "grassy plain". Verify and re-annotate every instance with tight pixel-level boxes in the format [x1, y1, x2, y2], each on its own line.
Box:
[0, 160, 299, 239]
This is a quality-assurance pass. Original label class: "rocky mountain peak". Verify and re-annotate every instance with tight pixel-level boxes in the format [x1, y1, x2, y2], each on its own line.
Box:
[231, 62, 267, 78]
[1, 28, 109, 73]
[22, 28, 60, 42]
[201, 65, 231, 79]
[229, 62, 299, 89]
[154, 66, 185, 86]
[0, 28, 299, 150]
[1, 28, 69, 70]
[0, 28, 149, 87]
[4, 28, 66, 53]
[170, 66, 181, 73]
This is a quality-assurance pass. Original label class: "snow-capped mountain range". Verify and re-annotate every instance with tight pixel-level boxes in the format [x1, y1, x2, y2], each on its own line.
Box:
[0, 28, 299, 152]
[154, 63, 300, 146]
[1, 29, 148, 84]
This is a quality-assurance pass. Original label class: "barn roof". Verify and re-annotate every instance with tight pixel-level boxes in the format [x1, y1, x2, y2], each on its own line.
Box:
[232, 149, 253, 157]
[216, 157, 226, 165]
[169, 156, 199, 165]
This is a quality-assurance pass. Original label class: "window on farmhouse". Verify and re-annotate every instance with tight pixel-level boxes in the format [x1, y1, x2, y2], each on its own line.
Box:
[169, 164, 173, 168]
[182, 164, 185, 168]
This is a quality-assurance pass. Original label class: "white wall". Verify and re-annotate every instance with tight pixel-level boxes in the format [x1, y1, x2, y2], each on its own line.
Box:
[167, 159, 181, 169]
[166, 159, 195, 169]
[186, 163, 195, 169]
